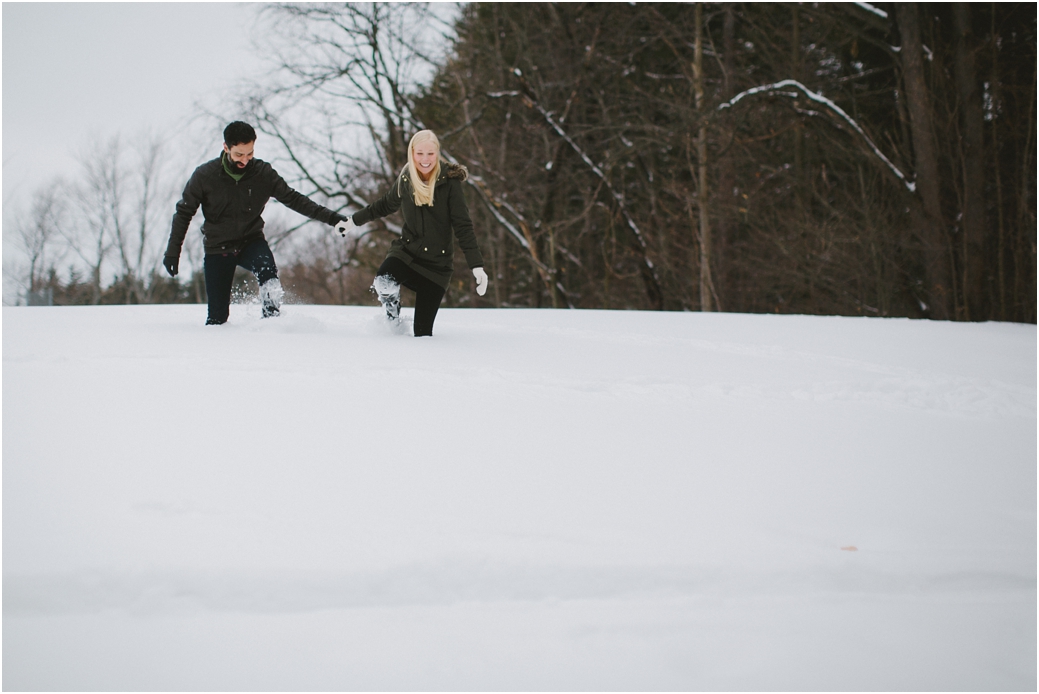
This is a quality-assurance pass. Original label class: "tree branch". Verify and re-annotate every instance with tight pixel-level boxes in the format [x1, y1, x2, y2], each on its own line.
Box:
[718, 78, 915, 193]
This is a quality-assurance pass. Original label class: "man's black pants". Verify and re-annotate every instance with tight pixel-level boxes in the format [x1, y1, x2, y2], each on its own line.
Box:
[376, 256, 446, 337]
[204, 239, 278, 325]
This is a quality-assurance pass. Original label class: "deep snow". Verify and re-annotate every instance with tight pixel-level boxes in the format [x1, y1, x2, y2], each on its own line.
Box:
[3, 303, 1036, 690]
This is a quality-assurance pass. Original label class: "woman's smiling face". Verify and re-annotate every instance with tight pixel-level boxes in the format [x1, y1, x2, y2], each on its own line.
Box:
[413, 141, 438, 179]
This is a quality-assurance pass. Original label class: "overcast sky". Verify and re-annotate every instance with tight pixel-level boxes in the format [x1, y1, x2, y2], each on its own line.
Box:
[3, 2, 265, 209]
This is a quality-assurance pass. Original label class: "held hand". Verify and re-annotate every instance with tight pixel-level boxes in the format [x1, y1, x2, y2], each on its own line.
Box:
[335, 217, 359, 240]
[163, 255, 179, 277]
[473, 267, 488, 296]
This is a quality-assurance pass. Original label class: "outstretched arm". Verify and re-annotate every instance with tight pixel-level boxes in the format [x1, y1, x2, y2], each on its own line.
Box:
[352, 173, 404, 226]
[270, 171, 344, 226]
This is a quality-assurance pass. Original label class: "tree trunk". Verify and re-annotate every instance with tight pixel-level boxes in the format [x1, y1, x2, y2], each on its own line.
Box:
[694, 3, 714, 311]
[953, 3, 987, 320]
[896, 2, 953, 319]
[539, 139, 570, 307]
[1017, 68, 1037, 322]
[712, 5, 736, 307]
[792, 5, 804, 209]
[989, 7, 1007, 320]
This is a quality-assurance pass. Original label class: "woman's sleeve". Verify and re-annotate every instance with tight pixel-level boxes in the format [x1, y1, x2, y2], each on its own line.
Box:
[353, 174, 403, 225]
[450, 180, 485, 269]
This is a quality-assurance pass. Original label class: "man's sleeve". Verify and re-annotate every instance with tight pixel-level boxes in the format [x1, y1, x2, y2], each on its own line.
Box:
[270, 168, 343, 226]
[167, 170, 203, 257]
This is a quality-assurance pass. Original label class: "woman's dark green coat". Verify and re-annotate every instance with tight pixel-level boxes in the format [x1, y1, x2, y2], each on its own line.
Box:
[352, 163, 484, 289]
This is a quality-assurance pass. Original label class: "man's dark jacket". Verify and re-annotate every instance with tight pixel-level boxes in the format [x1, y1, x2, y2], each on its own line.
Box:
[166, 155, 344, 257]
[352, 162, 483, 289]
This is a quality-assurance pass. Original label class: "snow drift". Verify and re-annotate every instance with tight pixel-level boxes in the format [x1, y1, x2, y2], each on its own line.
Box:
[3, 303, 1035, 690]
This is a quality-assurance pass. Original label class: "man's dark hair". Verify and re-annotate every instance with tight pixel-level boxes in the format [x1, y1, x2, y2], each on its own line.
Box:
[224, 121, 257, 147]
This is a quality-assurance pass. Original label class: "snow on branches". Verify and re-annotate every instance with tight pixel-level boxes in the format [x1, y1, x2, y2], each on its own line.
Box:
[718, 79, 916, 194]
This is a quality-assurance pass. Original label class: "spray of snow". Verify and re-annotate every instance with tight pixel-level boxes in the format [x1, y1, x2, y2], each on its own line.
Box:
[259, 278, 285, 309]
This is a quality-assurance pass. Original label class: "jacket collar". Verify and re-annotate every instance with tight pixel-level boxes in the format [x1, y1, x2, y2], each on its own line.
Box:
[221, 152, 258, 181]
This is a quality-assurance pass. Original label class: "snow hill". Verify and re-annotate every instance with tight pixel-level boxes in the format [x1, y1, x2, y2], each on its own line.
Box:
[3, 303, 1036, 691]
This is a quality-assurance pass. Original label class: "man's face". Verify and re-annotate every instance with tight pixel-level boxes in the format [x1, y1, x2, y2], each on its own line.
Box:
[223, 141, 255, 169]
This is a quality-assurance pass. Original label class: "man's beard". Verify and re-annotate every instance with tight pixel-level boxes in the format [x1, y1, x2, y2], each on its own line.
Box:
[224, 151, 252, 171]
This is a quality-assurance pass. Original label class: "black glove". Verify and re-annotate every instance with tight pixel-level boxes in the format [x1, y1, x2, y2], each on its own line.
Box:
[163, 255, 179, 277]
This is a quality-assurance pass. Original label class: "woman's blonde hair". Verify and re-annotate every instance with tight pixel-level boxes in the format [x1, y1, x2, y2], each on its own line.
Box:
[405, 130, 442, 207]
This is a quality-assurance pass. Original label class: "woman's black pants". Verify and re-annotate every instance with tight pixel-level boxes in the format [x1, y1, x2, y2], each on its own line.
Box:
[204, 239, 278, 325]
[376, 256, 446, 337]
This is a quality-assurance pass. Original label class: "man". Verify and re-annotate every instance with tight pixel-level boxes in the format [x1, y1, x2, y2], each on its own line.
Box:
[164, 121, 351, 324]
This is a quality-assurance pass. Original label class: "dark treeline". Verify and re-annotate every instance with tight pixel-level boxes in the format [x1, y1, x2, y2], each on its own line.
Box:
[402, 2, 1034, 320]
[17, 3, 1036, 323]
[26, 267, 203, 306]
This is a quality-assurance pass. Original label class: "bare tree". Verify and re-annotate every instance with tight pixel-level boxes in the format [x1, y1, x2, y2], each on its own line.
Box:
[895, 3, 953, 319]
[8, 184, 68, 303]
[58, 133, 182, 304]
[693, 2, 715, 311]
[239, 2, 567, 303]
[67, 137, 120, 304]
[122, 133, 178, 303]
[952, 3, 987, 320]
[243, 3, 454, 189]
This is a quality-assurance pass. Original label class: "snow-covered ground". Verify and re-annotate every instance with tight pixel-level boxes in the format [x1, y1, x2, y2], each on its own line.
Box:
[3, 303, 1035, 691]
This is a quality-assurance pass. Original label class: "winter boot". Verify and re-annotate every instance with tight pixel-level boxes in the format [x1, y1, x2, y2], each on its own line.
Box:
[260, 278, 284, 318]
[372, 274, 401, 322]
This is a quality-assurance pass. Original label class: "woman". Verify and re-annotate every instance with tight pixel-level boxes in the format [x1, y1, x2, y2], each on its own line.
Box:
[337, 130, 488, 337]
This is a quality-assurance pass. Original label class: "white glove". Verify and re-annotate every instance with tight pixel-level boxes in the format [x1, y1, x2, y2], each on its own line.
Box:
[473, 267, 488, 296]
[335, 217, 358, 239]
